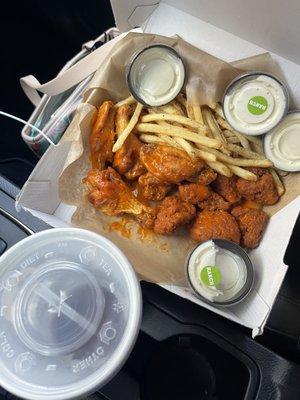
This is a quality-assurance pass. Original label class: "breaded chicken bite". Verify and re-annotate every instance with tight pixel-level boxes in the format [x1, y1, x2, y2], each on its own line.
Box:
[212, 175, 241, 203]
[196, 167, 217, 186]
[236, 168, 278, 205]
[154, 196, 196, 235]
[231, 206, 269, 248]
[198, 191, 231, 211]
[190, 210, 241, 244]
[178, 183, 210, 204]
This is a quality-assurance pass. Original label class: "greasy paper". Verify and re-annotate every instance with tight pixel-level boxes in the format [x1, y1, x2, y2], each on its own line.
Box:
[58, 31, 300, 284]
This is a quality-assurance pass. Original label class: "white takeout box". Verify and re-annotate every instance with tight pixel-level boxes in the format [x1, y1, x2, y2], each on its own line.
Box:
[17, 0, 300, 337]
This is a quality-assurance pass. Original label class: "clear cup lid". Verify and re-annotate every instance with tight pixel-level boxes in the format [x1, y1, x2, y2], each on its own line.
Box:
[0, 228, 141, 400]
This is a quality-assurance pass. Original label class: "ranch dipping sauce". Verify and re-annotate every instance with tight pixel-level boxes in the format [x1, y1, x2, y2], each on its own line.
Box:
[186, 239, 254, 306]
[264, 111, 300, 172]
[127, 44, 185, 107]
[223, 72, 289, 136]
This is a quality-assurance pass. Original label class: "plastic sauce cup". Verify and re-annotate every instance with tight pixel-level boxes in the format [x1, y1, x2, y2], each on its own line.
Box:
[223, 72, 289, 136]
[127, 44, 185, 107]
[264, 110, 300, 172]
[186, 239, 254, 306]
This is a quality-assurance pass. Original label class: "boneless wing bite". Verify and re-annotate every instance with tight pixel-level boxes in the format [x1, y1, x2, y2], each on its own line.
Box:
[231, 206, 269, 249]
[211, 174, 241, 203]
[178, 183, 211, 204]
[236, 168, 279, 205]
[154, 196, 196, 235]
[190, 210, 241, 244]
[198, 191, 231, 211]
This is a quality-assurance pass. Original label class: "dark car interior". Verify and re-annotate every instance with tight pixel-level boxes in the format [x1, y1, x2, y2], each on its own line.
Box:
[0, 1, 300, 399]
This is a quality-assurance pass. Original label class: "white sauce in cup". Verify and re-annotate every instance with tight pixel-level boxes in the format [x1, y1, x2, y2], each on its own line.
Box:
[223, 73, 288, 136]
[127, 45, 185, 107]
[186, 240, 254, 306]
[264, 112, 300, 172]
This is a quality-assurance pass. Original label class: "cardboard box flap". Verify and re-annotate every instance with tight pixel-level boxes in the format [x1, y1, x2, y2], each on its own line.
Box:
[141, 2, 300, 108]
[111, 0, 300, 65]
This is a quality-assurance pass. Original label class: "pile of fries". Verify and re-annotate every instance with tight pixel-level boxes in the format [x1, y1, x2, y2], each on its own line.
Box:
[112, 94, 284, 196]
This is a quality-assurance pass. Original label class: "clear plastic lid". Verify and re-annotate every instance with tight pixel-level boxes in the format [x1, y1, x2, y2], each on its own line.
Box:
[0, 228, 141, 400]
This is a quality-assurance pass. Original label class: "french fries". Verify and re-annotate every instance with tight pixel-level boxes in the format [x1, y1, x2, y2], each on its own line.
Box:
[141, 113, 208, 132]
[193, 105, 203, 124]
[209, 102, 224, 118]
[139, 134, 166, 146]
[193, 148, 217, 162]
[115, 104, 131, 136]
[157, 134, 182, 149]
[186, 103, 195, 120]
[115, 95, 136, 108]
[216, 116, 251, 149]
[206, 161, 232, 177]
[270, 169, 285, 196]
[136, 123, 222, 148]
[196, 145, 273, 167]
[232, 131, 251, 150]
[227, 137, 241, 144]
[158, 102, 184, 116]
[225, 143, 264, 159]
[227, 165, 258, 181]
[202, 108, 229, 156]
[112, 102, 143, 152]
[223, 130, 235, 138]
[173, 137, 195, 156]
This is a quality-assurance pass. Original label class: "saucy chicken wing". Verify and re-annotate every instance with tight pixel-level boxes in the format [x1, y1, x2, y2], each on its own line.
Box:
[198, 191, 231, 211]
[178, 183, 210, 204]
[211, 175, 241, 203]
[231, 206, 269, 248]
[236, 168, 278, 205]
[154, 196, 196, 235]
[190, 210, 241, 244]
[90, 101, 116, 170]
[84, 167, 155, 228]
[138, 173, 172, 201]
[113, 105, 146, 180]
[140, 144, 204, 184]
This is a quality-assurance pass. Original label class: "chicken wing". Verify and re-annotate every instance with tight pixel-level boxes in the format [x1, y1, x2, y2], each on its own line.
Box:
[113, 105, 146, 180]
[140, 144, 204, 184]
[231, 206, 269, 249]
[90, 100, 116, 170]
[236, 168, 279, 205]
[154, 196, 196, 235]
[211, 175, 241, 203]
[138, 172, 172, 201]
[84, 167, 155, 228]
[190, 210, 241, 244]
